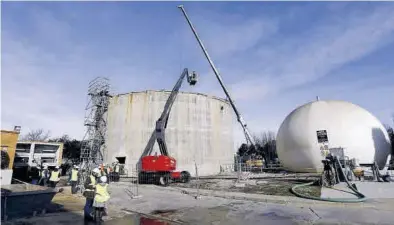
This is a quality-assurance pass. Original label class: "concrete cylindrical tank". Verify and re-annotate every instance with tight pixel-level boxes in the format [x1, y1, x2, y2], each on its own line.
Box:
[105, 90, 234, 176]
[276, 100, 391, 173]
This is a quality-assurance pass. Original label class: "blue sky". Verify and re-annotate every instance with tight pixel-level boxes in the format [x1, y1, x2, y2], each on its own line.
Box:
[2, 2, 394, 147]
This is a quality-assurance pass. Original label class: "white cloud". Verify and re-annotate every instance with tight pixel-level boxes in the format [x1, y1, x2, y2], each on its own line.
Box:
[229, 5, 394, 102]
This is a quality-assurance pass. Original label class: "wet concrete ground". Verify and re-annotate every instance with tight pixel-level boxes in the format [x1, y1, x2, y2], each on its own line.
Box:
[4, 180, 394, 225]
[3, 212, 176, 225]
[109, 182, 394, 225]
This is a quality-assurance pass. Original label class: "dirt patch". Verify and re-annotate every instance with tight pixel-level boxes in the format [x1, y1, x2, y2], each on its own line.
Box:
[171, 179, 321, 198]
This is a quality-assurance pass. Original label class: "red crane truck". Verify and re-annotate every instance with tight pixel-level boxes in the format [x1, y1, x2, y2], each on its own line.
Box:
[138, 68, 197, 186]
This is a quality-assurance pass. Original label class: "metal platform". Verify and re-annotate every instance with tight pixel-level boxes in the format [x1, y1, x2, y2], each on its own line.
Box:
[1, 184, 57, 221]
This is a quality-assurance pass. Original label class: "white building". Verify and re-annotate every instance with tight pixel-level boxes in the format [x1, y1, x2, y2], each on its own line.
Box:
[14, 141, 64, 168]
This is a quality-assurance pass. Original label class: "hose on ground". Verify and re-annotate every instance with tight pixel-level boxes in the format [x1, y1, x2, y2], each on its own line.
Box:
[291, 157, 367, 203]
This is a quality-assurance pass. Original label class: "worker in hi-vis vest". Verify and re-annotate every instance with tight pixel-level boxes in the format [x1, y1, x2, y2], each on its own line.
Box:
[84, 167, 101, 221]
[49, 166, 61, 188]
[38, 165, 49, 186]
[93, 176, 110, 220]
[69, 165, 80, 194]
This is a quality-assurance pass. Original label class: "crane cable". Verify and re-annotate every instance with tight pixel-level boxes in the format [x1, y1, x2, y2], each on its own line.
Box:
[291, 157, 367, 203]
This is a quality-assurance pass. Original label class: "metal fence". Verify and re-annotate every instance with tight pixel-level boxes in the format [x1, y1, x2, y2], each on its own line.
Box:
[220, 162, 283, 174]
[120, 164, 140, 198]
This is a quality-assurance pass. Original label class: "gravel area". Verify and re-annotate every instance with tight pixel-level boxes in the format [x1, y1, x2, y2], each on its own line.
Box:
[170, 178, 321, 198]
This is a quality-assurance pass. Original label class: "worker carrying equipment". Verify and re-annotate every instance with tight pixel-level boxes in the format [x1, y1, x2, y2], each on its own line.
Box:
[93, 176, 110, 222]
[70, 165, 80, 194]
[49, 166, 60, 188]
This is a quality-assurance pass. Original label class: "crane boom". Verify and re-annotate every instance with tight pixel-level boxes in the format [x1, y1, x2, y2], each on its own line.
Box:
[177, 5, 255, 146]
[143, 68, 198, 157]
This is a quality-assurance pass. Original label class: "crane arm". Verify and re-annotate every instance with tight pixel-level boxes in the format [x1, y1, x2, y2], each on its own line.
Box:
[177, 5, 255, 146]
[144, 68, 197, 157]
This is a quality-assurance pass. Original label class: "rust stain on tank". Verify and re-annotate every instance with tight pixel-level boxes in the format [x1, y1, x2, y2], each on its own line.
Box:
[125, 94, 133, 123]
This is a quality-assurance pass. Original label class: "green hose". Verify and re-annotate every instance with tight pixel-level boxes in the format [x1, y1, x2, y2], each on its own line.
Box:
[291, 158, 367, 203]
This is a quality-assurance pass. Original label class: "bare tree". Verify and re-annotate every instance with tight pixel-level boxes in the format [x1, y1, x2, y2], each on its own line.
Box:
[253, 131, 276, 147]
[20, 129, 51, 142]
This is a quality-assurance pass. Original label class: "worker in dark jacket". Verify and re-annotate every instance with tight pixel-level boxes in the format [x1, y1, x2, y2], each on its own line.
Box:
[84, 167, 100, 221]
[113, 160, 120, 182]
[38, 165, 49, 186]
[29, 166, 40, 185]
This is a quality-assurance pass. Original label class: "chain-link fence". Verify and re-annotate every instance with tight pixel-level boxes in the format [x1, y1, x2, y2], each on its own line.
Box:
[164, 162, 322, 199]
[121, 164, 140, 198]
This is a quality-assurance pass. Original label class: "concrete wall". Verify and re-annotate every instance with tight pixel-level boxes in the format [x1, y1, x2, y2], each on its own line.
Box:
[1, 130, 20, 169]
[105, 90, 234, 176]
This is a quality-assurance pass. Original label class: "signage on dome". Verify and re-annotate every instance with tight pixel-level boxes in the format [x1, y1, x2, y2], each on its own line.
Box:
[316, 130, 328, 143]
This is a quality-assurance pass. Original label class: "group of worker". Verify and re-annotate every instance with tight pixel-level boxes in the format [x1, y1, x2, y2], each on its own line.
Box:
[34, 165, 61, 188]
[98, 161, 121, 183]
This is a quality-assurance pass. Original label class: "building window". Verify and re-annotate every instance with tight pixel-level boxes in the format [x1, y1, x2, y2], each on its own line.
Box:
[16, 143, 31, 153]
[34, 144, 59, 153]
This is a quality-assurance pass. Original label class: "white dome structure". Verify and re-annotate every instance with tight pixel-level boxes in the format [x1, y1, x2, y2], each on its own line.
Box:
[276, 100, 391, 173]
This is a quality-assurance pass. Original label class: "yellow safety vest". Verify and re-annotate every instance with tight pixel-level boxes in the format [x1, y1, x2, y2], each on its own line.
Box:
[115, 165, 119, 173]
[49, 171, 60, 182]
[90, 175, 96, 185]
[94, 184, 110, 203]
[39, 170, 42, 177]
[71, 169, 78, 181]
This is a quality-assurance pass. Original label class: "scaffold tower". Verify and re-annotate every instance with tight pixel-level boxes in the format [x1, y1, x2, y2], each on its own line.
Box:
[78, 77, 112, 189]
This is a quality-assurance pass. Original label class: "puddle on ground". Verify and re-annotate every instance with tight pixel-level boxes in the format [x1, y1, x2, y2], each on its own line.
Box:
[4, 213, 180, 225]
[151, 209, 178, 215]
[102, 214, 177, 225]
[260, 211, 293, 220]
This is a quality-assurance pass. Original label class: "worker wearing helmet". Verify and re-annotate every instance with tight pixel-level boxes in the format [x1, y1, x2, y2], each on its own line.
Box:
[70, 165, 80, 194]
[49, 166, 60, 188]
[105, 164, 111, 183]
[93, 176, 110, 221]
[113, 160, 120, 182]
[38, 165, 49, 186]
[84, 167, 101, 221]
[100, 164, 109, 184]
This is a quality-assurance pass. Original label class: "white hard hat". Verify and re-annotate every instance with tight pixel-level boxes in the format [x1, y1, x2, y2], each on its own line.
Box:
[55, 166, 60, 169]
[92, 168, 100, 174]
[44, 165, 48, 169]
[74, 165, 79, 169]
[100, 176, 107, 183]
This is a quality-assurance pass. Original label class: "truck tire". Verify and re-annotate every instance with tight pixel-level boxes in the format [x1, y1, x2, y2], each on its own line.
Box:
[159, 173, 170, 186]
[180, 171, 191, 183]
